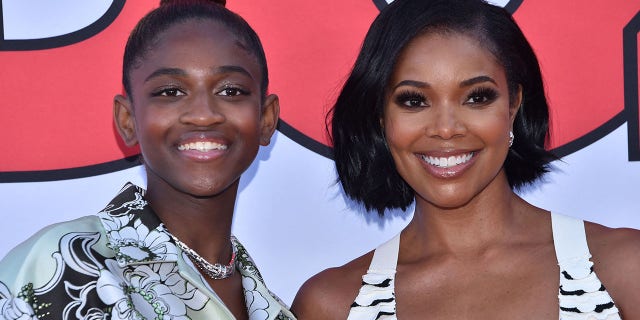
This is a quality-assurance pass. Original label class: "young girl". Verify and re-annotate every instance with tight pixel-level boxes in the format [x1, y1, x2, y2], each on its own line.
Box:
[292, 0, 640, 319]
[0, 1, 294, 319]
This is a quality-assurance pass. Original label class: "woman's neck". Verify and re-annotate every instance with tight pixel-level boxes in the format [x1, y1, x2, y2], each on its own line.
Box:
[403, 175, 541, 257]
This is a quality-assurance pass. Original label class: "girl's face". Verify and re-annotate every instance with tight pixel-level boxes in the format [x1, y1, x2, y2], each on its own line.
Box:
[115, 19, 278, 198]
[383, 32, 520, 209]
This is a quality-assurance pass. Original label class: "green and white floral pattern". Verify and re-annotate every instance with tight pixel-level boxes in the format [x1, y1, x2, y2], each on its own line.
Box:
[0, 183, 294, 320]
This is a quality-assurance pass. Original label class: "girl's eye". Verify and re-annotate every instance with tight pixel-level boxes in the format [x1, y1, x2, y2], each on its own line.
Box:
[217, 87, 247, 97]
[152, 88, 185, 97]
[465, 87, 498, 105]
[395, 91, 428, 108]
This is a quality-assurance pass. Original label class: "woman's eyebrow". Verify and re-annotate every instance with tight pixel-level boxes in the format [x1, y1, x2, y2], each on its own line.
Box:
[459, 75, 496, 87]
[392, 79, 429, 90]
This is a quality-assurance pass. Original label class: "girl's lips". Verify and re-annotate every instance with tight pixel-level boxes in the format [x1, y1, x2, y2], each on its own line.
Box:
[176, 144, 227, 161]
[177, 141, 228, 152]
[175, 134, 230, 161]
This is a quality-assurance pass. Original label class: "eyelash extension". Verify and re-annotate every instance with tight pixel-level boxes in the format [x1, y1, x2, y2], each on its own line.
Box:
[467, 87, 499, 104]
[218, 85, 250, 97]
[150, 86, 184, 97]
[395, 90, 428, 108]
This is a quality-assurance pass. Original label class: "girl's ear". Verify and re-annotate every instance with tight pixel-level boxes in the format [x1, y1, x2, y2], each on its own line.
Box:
[259, 94, 280, 146]
[114, 94, 138, 147]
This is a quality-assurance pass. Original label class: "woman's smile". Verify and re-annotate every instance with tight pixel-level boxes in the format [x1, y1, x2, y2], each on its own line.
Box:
[383, 31, 515, 208]
[416, 150, 477, 179]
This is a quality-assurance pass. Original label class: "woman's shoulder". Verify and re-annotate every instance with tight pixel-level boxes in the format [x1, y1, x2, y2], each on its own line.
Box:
[291, 251, 374, 319]
[585, 220, 640, 317]
[585, 220, 640, 264]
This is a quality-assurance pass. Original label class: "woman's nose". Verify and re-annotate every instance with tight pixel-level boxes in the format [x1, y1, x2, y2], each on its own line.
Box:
[425, 104, 466, 139]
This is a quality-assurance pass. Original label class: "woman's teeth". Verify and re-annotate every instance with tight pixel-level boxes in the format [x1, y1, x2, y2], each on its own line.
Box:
[421, 152, 473, 168]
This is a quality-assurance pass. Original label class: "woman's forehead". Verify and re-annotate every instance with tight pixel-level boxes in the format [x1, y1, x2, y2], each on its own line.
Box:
[393, 32, 505, 80]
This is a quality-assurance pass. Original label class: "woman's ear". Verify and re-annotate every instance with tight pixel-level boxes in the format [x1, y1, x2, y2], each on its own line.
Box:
[510, 85, 524, 123]
[259, 94, 280, 146]
[113, 94, 138, 147]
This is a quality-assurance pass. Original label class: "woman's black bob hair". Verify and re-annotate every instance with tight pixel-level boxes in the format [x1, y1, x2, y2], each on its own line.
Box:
[122, 0, 269, 100]
[330, 0, 557, 215]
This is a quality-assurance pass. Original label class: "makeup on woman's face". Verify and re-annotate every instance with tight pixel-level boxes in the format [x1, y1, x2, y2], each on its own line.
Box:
[383, 32, 517, 209]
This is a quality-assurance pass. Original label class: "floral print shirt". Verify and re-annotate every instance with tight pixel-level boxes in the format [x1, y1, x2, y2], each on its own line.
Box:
[0, 183, 295, 320]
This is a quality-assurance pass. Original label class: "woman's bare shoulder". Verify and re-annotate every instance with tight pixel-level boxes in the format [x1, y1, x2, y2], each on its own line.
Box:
[291, 251, 373, 320]
[586, 221, 640, 265]
[585, 221, 640, 317]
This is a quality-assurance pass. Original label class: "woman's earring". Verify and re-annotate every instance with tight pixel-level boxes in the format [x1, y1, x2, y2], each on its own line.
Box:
[509, 131, 514, 148]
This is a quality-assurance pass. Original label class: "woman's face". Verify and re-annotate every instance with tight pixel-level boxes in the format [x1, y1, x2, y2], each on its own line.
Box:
[115, 19, 277, 198]
[383, 32, 519, 209]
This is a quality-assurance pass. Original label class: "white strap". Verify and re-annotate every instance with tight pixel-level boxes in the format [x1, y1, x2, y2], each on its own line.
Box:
[551, 212, 591, 263]
[368, 233, 400, 273]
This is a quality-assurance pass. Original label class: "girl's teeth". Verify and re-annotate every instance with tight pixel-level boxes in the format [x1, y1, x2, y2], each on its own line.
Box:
[178, 142, 227, 152]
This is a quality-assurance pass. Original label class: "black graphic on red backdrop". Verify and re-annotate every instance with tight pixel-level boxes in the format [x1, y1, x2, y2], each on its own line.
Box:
[0, 0, 638, 182]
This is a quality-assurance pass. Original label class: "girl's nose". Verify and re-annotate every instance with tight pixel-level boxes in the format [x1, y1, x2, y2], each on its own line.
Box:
[180, 92, 225, 126]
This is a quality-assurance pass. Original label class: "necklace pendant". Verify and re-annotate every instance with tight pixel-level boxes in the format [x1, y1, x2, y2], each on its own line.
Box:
[169, 233, 237, 280]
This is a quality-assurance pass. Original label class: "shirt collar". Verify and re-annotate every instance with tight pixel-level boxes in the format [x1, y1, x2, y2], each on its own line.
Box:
[98, 182, 180, 266]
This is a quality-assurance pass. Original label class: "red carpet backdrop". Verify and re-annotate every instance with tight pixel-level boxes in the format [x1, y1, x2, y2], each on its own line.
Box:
[1, 0, 639, 304]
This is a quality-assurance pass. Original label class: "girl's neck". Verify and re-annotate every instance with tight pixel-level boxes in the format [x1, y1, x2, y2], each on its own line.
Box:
[145, 177, 239, 265]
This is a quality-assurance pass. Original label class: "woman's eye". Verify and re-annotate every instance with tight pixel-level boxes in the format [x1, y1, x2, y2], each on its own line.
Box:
[465, 87, 498, 105]
[395, 91, 428, 108]
[152, 88, 185, 97]
[467, 95, 489, 104]
[217, 87, 247, 97]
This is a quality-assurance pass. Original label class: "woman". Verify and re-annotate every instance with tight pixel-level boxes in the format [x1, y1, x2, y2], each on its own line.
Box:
[0, 1, 294, 319]
[292, 0, 640, 319]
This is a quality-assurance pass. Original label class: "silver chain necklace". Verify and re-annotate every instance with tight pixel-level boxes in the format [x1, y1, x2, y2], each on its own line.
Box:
[169, 233, 236, 280]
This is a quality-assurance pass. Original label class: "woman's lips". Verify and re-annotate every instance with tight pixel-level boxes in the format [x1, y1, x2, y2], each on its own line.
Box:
[417, 151, 477, 178]
[420, 152, 474, 168]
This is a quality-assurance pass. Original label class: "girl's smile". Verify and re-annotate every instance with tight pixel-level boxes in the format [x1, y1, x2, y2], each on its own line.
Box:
[115, 19, 278, 198]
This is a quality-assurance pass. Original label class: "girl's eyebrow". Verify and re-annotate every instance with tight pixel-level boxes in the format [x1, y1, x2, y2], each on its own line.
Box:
[144, 65, 254, 83]
[144, 67, 186, 82]
[213, 65, 254, 80]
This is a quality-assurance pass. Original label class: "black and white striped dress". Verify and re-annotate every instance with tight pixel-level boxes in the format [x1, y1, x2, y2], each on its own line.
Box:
[347, 213, 620, 320]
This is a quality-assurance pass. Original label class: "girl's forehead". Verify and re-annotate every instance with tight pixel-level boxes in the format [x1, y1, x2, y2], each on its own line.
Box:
[157, 19, 233, 44]
[148, 20, 249, 61]
[129, 20, 261, 80]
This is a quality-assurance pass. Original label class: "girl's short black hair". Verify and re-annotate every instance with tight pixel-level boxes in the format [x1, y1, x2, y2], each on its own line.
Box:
[330, 0, 557, 215]
[122, 0, 268, 99]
